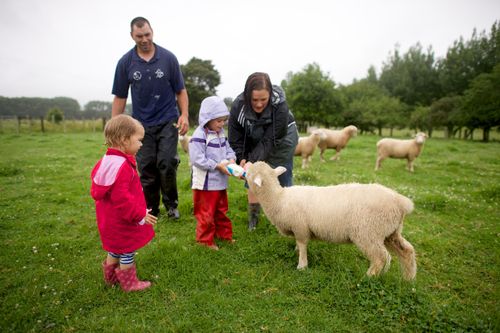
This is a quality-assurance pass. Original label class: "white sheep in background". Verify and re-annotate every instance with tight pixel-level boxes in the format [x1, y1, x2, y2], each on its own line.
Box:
[375, 132, 428, 172]
[245, 161, 417, 280]
[294, 130, 327, 169]
[179, 135, 191, 154]
[317, 125, 358, 162]
[178, 135, 191, 165]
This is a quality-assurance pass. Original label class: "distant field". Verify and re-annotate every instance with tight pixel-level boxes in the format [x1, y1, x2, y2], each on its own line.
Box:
[1, 117, 499, 142]
[0, 132, 498, 332]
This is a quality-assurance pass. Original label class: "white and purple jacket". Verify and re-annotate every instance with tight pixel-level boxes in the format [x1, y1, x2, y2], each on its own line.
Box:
[189, 96, 236, 191]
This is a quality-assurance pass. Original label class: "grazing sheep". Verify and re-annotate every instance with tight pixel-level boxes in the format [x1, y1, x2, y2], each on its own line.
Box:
[317, 125, 358, 162]
[294, 130, 327, 169]
[375, 132, 428, 172]
[179, 135, 191, 154]
[245, 161, 416, 280]
[179, 135, 191, 165]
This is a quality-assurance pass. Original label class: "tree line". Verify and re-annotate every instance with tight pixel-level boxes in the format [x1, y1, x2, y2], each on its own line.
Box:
[282, 21, 499, 142]
[1, 21, 498, 141]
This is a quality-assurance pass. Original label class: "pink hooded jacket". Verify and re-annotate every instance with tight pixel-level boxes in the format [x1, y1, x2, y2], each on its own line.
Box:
[90, 148, 154, 253]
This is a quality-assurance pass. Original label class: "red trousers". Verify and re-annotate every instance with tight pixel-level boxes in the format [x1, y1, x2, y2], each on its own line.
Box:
[193, 190, 233, 246]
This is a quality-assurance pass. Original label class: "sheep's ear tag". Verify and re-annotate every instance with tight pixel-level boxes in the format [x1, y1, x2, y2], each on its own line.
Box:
[253, 175, 262, 187]
[274, 166, 287, 176]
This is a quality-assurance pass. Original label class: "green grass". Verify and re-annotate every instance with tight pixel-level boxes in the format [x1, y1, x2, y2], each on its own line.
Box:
[0, 132, 498, 332]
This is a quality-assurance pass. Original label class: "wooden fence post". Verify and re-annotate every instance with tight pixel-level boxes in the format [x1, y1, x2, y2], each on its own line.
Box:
[40, 117, 45, 133]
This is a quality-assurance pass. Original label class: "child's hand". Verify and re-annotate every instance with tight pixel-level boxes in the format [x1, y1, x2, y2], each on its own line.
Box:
[144, 209, 158, 225]
[216, 160, 231, 176]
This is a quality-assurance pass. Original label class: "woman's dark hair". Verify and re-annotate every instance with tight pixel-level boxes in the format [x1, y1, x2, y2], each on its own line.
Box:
[243, 72, 272, 108]
[130, 17, 151, 32]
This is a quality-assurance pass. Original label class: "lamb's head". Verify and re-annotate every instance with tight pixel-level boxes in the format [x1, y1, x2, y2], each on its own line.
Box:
[245, 162, 286, 195]
[345, 125, 358, 137]
[414, 132, 428, 145]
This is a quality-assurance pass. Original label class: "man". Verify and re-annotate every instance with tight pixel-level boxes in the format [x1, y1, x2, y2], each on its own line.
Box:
[112, 17, 189, 219]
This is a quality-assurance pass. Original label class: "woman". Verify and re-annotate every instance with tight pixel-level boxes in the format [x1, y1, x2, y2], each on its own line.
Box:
[228, 72, 298, 230]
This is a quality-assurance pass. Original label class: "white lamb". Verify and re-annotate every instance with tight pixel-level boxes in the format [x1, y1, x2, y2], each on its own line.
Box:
[375, 132, 428, 172]
[294, 130, 327, 169]
[245, 161, 417, 280]
[178, 135, 191, 165]
[317, 125, 358, 162]
[179, 135, 191, 154]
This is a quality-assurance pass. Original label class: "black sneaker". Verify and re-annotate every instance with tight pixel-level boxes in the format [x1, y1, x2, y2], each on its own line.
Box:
[167, 207, 180, 220]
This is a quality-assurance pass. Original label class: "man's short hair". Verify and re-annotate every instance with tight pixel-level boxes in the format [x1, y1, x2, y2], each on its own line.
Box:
[130, 17, 151, 32]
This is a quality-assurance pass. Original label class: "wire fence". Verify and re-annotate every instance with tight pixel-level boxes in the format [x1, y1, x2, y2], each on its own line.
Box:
[0, 116, 108, 134]
[1, 115, 498, 142]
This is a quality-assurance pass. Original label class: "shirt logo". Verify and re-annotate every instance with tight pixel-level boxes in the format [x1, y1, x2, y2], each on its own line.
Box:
[133, 71, 142, 81]
[155, 68, 164, 78]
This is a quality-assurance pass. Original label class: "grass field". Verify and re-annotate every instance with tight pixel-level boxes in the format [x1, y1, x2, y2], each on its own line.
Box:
[0, 132, 498, 332]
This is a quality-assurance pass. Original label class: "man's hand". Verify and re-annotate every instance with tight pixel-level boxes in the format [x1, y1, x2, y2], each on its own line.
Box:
[177, 114, 189, 135]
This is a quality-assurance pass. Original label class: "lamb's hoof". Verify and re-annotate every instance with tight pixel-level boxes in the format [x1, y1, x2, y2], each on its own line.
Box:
[297, 264, 308, 270]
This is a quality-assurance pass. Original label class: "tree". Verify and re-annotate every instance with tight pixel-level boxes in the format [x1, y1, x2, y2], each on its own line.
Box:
[379, 43, 441, 106]
[283, 63, 343, 130]
[0, 96, 80, 118]
[46, 107, 64, 123]
[461, 63, 500, 142]
[83, 101, 112, 118]
[410, 106, 432, 135]
[430, 96, 463, 138]
[181, 57, 221, 125]
[340, 77, 406, 135]
[223, 97, 233, 110]
[438, 21, 500, 97]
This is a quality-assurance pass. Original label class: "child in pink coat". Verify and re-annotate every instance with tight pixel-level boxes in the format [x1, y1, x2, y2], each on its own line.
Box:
[90, 114, 157, 292]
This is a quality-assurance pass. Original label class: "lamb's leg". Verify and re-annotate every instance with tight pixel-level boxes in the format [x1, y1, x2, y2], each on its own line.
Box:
[385, 231, 416, 280]
[353, 239, 391, 277]
[407, 159, 414, 172]
[295, 239, 308, 269]
[329, 149, 340, 161]
[319, 148, 326, 162]
[375, 156, 383, 171]
[301, 157, 307, 169]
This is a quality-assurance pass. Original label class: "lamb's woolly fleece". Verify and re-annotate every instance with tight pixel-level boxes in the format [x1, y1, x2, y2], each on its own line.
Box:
[294, 130, 326, 169]
[375, 132, 427, 172]
[317, 125, 358, 161]
[246, 161, 416, 280]
[179, 135, 191, 154]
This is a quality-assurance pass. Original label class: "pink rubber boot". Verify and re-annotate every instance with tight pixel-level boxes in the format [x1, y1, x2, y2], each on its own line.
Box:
[115, 265, 151, 292]
[102, 261, 119, 286]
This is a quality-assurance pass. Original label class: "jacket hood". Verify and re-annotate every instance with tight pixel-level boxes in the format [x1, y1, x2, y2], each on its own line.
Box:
[270, 85, 286, 106]
[198, 96, 229, 128]
[91, 149, 134, 201]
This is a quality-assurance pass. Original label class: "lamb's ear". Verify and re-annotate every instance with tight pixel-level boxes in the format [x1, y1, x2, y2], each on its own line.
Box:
[253, 175, 262, 187]
[274, 166, 287, 176]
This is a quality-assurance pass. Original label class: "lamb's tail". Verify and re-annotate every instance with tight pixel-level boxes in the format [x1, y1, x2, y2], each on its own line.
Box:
[397, 193, 414, 215]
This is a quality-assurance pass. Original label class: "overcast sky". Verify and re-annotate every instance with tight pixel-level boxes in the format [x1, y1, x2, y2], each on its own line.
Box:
[1, 0, 498, 108]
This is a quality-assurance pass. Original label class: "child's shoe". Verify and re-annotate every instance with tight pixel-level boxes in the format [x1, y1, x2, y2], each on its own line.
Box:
[115, 265, 151, 292]
[102, 261, 119, 286]
[198, 242, 219, 251]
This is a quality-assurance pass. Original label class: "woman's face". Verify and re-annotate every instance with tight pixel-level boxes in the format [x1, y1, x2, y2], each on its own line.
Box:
[250, 89, 270, 114]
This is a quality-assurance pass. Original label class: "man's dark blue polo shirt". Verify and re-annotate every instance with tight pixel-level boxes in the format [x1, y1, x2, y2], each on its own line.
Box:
[112, 44, 185, 126]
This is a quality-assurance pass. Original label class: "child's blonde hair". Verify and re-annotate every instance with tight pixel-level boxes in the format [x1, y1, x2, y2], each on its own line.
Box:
[104, 115, 144, 148]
